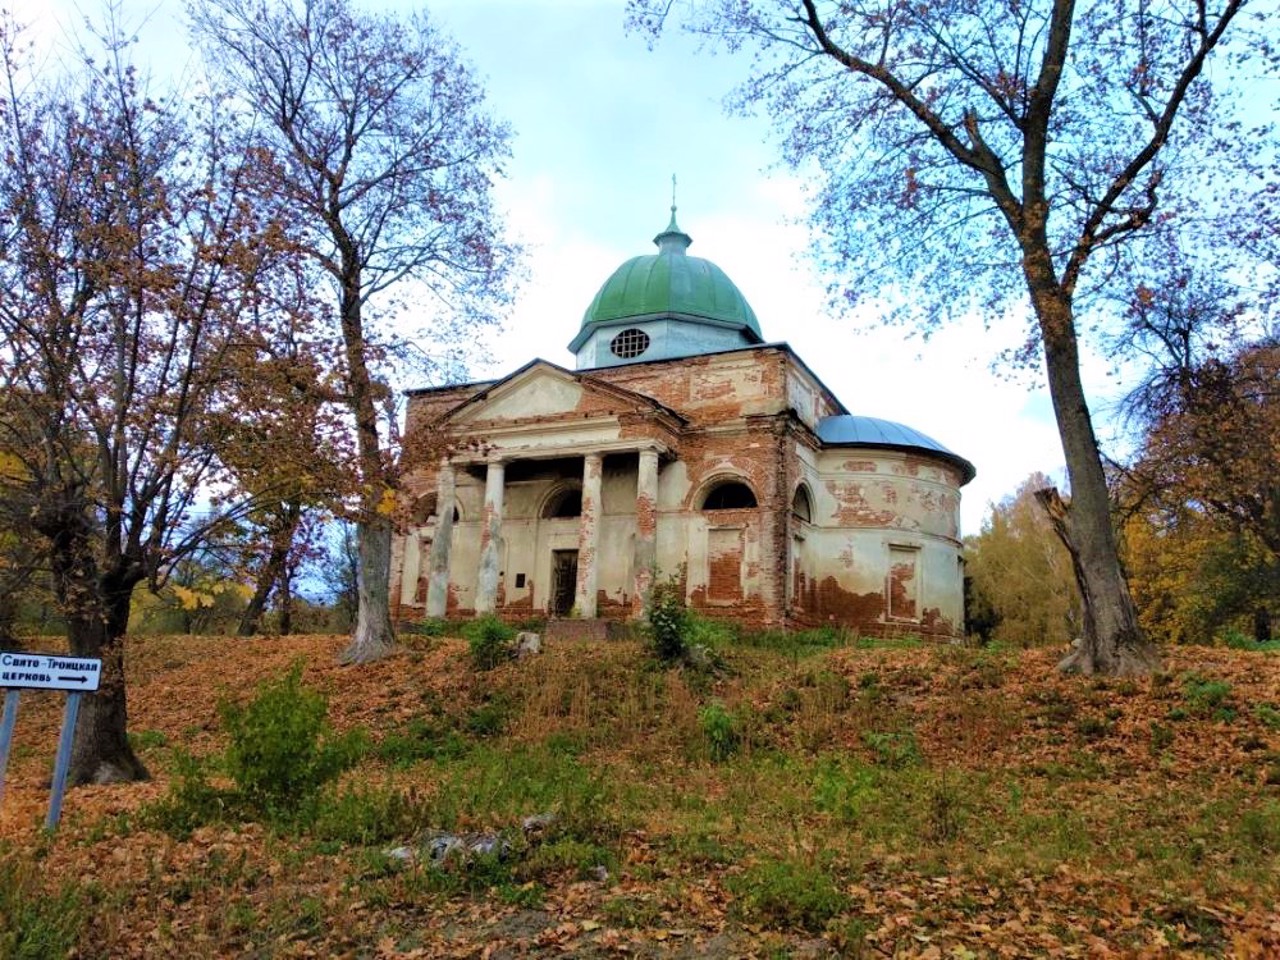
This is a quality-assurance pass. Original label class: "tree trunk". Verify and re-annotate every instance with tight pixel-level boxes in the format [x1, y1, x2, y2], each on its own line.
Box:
[340, 515, 395, 664]
[67, 607, 149, 785]
[0, 593, 20, 651]
[237, 510, 300, 637]
[279, 566, 294, 636]
[39, 504, 149, 784]
[336, 255, 396, 664]
[237, 567, 277, 637]
[1029, 285, 1161, 676]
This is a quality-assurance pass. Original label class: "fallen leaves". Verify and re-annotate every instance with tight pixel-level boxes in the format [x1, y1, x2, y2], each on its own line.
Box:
[1, 634, 1278, 957]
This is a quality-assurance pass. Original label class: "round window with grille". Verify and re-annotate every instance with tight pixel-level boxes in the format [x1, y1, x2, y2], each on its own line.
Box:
[610, 328, 650, 359]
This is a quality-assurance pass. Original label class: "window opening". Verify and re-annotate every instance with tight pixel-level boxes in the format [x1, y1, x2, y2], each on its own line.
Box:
[411, 495, 458, 524]
[702, 481, 757, 510]
[543, 487, 582, 519]
[610, 327, 650, 359]
[791, 486, 813, 523]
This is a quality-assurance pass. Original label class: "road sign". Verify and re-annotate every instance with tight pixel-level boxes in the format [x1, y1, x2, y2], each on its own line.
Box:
[0, 652, 102, 692]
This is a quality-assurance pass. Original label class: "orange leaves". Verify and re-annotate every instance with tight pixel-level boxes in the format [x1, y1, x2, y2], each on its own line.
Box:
[2, 633, 1280, 956]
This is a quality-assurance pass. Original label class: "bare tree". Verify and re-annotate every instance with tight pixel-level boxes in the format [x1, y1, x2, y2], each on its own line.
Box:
[190, 0, 518, 664]
[629, 0, 1278, 674]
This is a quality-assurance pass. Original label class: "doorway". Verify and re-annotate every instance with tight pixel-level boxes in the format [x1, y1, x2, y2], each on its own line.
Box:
[550, 549, 578, 617]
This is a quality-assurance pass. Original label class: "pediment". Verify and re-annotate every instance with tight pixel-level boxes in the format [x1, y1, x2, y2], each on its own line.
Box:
[438, 360, 677, 429]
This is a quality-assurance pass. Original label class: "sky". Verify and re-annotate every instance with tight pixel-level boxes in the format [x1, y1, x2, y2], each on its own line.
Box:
[13, 0, 1105, 536]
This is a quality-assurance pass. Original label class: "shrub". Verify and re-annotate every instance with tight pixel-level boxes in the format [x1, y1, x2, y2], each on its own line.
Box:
[699, 701, 741, 762]
[463, 614, 517, 670]
[861, 729, 923, 768]
[143, 750, 236, 836]
[728, 858, 848, 932]
[646, 577, 690, 663]
[219, 663, 365, 820]
[1181, 674, 1235, 720]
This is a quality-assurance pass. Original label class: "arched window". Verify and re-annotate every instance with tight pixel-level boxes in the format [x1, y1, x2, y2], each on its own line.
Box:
[411, 495, 436, 525]
[410, 494, 459, 525]
[542, 486, 583, 519]
[791, 485, 813, 523]
[701, 479, 758, 510]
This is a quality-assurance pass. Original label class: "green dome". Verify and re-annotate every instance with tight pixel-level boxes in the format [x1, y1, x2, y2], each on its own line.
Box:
[569, 211, 762, 352]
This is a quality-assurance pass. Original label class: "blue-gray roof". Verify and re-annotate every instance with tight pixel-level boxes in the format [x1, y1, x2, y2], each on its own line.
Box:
[816, 415, 975, 484]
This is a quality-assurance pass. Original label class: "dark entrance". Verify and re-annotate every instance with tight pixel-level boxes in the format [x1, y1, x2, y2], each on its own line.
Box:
[550, 550, 578, 617]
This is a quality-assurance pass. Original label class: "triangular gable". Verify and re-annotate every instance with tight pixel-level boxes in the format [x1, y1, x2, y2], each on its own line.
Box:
[442, 359, 684, 427]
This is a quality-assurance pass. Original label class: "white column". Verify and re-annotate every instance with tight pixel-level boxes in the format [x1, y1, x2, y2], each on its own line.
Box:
[632, 446, 659, 615]
[475, 457, 505, 614]
[425, 459, 456, 618]
[574, 452, 603, 617]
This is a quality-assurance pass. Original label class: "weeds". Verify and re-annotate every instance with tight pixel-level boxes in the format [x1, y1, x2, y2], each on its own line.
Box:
[1180, 674, 1236, 721]
[0, 857, 85, 959]
[463, 615, 517, 670]
[646, 577, 690, 663]
[727, 857, 848, 932]
[861, 729, 923, 768]
[699, 700, 742, 761]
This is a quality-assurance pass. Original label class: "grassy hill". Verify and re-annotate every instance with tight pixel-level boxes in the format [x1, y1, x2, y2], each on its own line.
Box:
[2, 630, 1278, 957]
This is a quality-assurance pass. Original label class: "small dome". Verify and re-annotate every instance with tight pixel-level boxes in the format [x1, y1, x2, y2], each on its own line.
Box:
[568, 208, 762, 353]
[817, 415, 976, 484]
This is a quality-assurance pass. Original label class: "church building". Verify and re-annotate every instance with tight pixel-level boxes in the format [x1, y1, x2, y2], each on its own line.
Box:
[391, 209, 975, 638]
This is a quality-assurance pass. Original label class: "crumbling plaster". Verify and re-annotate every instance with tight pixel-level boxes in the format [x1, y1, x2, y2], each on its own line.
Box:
[392, 347, 968, 638]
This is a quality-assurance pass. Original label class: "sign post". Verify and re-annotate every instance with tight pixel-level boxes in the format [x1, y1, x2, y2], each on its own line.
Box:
[0, 651, 102, 829]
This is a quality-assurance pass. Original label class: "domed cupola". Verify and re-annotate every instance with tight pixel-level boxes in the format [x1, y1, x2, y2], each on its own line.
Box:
[569, 205, 764, 369]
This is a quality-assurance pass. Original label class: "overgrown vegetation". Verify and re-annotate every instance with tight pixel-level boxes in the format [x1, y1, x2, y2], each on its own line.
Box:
[462, 615, 518, 670]
[3, 632, 1278, 956]
[147, 663, 367, 833]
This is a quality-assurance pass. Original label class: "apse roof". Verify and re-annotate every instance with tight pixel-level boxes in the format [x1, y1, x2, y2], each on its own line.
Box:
[817, 415, 976, 484]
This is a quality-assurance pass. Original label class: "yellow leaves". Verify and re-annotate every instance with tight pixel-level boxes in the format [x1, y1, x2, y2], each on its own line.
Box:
[0, 450, 26, 483]
[171, 584, 210, 612]
[376, 487, 398, 517]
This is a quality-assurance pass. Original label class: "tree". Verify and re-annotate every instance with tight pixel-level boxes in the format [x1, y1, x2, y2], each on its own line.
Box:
[629, 0, 1278, 674]
[0, 443, 44, 647]
[1120, 341, 1280, 642]
[190, 0, 518, 664]
[210, 334, 350, 638]
[0, 13, 290, 782]
[966, 473, 1082, 647]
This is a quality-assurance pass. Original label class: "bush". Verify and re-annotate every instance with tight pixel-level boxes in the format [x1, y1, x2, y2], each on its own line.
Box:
[144, 750, 236, 836]
[861, 729, 923, 769]
[1181, 674, 1235, 720]
[219, 663, 365, 820]
[728, 858, 848, 932]
[646, 577, 690, 663]
[699, 701, 741, 762]
[463, 615, 517, 670]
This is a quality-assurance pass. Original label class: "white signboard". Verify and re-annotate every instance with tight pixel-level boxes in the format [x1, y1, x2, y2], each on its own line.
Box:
[0, 653, 102, 692]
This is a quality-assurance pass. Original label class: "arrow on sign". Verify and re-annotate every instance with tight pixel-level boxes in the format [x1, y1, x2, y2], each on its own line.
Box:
[57, 676, 89, 684]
